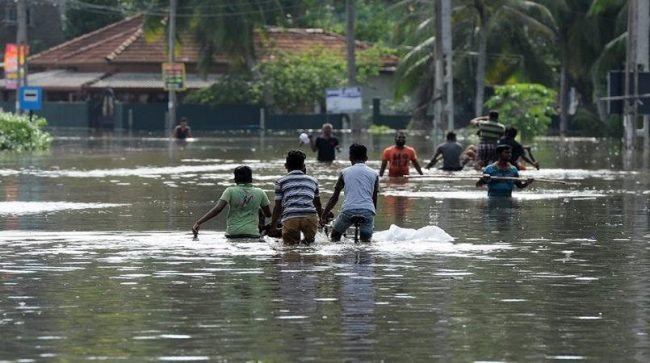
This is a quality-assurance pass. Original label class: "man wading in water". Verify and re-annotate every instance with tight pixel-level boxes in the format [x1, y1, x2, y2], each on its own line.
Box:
[470, 110, 505, 169]
[270, 150, 323, 244]
[379, 131, 424, 177]
[476, 144, 534, 197]
[425, 131, 468, 171]
[192, 166, 271, 238]
[321, 144, 379, 242]
[309, 123, 341, 162]
[172, 117, 192, 139]
[498, 126, 540, 170]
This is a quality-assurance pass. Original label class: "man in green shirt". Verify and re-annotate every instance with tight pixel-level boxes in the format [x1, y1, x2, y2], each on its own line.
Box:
[192, 166, 272, 239]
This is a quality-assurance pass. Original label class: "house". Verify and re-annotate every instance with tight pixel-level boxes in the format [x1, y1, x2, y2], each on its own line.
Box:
[0, 13, 399, 130]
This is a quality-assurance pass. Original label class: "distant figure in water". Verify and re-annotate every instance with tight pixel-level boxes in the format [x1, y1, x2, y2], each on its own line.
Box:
[192, 166, 271, 239]
[309, 123, 341, 162]
[321, 143, 379, 242]
[463, 144, 478, 169]
[498, 126, 540, 170]
[172, 117, 192, 139]
[476, 144, 534, 197]
[270, 150, 323, 245]
[379, 131, 424, 177]
[425, 131, 467, 171]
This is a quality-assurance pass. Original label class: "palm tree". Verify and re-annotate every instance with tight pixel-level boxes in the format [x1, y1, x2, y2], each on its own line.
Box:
[534, 0, 626, 135]
[393, 0, 554, 130]
[454, 0, 555, 117]
[392, 0, 436, 130]
[143, 0, 286, 109]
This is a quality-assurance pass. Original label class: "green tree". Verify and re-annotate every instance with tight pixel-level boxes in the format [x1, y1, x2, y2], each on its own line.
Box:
[392, 0, 555, 130]
[144, 0, 285, 111]
[63, 0, 125, 40]
[454, 0, 555, 117]
[526, 0, 626, 136]
[185, 47, 383, 113]
[484, 83, 557, 139]
[391, 0, 435, 130]
[286, 0, 398, 44]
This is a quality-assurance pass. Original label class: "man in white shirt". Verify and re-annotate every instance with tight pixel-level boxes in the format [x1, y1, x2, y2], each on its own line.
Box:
[321, 144, 379, 242]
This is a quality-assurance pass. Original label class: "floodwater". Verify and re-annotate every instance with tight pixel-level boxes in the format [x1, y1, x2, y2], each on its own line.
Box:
[1, 131, 649, 361]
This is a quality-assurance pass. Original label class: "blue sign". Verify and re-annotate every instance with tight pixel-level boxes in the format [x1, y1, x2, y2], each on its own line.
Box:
[19, 86, 43, 111]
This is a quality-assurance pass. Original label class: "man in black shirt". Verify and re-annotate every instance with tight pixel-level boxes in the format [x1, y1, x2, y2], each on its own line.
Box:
[172, 117, 192, 139]
[497, 126, 539, 170]
[309, 123, 340, 162]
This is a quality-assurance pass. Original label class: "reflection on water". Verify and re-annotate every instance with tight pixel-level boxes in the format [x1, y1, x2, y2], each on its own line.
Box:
[1, 133, 650, 361]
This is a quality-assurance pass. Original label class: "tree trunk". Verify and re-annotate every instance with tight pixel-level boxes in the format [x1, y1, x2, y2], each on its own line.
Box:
[411, 61, 435, 131]
[559, 61, 569, 136]
[474, 8, 488, 117]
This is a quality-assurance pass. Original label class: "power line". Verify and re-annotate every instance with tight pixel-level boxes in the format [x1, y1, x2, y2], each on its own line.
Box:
[65, 0, 301, 17]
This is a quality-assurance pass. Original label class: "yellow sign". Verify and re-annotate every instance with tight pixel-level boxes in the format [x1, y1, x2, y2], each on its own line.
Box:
[162, 63, 186, 91]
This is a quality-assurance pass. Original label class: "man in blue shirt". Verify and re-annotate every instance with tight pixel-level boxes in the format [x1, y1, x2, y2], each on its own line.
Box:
[476, 144, 534, 197]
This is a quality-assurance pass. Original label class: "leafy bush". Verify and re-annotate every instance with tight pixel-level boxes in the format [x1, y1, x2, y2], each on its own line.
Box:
[0, 112, 52, 151]
[484, 83, 557, 139]
[184, 73, 263, 105]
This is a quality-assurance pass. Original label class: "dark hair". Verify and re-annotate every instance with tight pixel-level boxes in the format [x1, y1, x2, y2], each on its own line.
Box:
[349, 143, 368, 160]
[446, 131, 456, 141]
[496, 144, 511, 154]
[179, 116, 188, 123]
[234, 165, 252, 183]
[488, 110, 499, 120]
[285, 150, 306, 171]
[504, 126, 518, 138]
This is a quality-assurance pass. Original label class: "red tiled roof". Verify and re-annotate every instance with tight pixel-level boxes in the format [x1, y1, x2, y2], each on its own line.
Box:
[29, 14, 397, 69]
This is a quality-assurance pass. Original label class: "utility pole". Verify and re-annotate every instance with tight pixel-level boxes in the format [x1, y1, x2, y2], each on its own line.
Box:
[16, 0, 28, 113]
[346, 0, 356, 85]
[623, 0, 637, 150]
[345, 0, 359, 132]
[636, 0, 649, 151]
[624, 0, 650, 151]
[433, 0, 453, 135]
[167, 0, 177, 136]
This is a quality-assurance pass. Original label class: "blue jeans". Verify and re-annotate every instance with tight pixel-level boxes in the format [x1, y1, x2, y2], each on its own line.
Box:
[333, 209, 375, 241]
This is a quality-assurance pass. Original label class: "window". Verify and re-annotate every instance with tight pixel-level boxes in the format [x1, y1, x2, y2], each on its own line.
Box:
[4, 5, 33, 26]
[5, 6, 17, 24]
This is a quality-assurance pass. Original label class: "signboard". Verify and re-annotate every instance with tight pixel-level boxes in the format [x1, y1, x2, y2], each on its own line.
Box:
[4, 44, 29, 90]
[608, 71, 650, 114]
[19, 86, 43, 111]
[162, 63, 186, 91]
[326, 87, 362, 113]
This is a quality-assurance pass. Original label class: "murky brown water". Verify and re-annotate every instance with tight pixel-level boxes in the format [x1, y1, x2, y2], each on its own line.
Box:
[1, 131, 649, 361]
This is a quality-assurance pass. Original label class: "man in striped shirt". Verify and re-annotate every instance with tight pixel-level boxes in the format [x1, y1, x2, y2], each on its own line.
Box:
[470, 110, 505, 168]
[270, 150, 323, 244]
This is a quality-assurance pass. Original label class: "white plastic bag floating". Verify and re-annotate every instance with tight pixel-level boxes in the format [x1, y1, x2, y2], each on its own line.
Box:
[373, 224, 454, 242]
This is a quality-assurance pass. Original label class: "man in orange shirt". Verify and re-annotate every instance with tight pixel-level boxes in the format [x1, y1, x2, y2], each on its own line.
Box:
[379, 131, 424, 177]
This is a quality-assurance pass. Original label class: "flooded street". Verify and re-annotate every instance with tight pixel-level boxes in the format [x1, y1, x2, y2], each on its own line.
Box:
[1, 131, 650, 361]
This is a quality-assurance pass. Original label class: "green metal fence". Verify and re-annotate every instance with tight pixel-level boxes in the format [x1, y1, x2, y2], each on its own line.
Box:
[0, 101, 405, 131]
